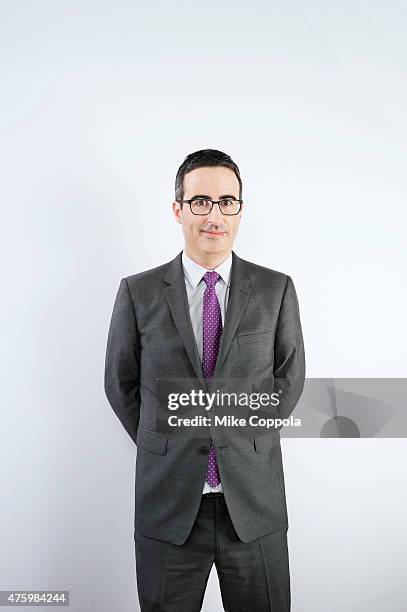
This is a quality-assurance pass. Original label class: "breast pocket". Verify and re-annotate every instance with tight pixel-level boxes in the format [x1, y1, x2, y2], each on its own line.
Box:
[237, 329, 274, 377]
[237, 329, 274, 345]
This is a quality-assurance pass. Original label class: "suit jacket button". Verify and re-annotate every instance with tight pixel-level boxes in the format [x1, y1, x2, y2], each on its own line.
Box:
[199, 446, 209, 454]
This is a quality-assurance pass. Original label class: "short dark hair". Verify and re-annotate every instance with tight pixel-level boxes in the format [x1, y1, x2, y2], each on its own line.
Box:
[175, 149, 242, 204]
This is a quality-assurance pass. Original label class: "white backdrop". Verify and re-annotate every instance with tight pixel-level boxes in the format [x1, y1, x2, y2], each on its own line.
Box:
[1, 1, 406, 611]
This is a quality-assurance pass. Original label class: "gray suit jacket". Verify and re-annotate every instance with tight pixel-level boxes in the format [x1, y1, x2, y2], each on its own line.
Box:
[104, 250, 305, 544]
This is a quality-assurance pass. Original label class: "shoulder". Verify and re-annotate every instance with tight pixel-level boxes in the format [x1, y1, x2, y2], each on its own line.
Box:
[235, 253, 291, 290]
[125, 259, 171, 289]
[117, 261, 171, 308]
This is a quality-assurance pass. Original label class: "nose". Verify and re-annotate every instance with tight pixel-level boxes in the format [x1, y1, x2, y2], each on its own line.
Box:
[207, 202, 223, 224]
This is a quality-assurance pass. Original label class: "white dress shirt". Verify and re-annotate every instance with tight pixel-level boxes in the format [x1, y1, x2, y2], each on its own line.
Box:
[181, 250, 232, 494]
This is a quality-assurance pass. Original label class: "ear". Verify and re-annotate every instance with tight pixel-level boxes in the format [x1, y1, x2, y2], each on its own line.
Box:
[172, 200, 182, 224]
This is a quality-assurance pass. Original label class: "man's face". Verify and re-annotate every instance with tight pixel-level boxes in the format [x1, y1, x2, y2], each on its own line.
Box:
[173, 166, 243, 260]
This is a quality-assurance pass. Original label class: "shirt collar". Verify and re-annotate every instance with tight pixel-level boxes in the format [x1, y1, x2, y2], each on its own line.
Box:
[182, 250, 232, 289]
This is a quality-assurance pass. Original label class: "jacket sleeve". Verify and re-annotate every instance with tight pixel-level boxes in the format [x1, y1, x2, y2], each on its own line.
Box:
[104, 278, 140, 444]
[273, 275, 306, 421]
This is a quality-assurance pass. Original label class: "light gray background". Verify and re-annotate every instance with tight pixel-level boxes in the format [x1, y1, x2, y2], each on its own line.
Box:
[1, 1, 406, 611]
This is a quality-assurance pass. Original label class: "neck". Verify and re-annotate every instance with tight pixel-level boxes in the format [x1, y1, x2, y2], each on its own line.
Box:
[184, 245, 231, 270]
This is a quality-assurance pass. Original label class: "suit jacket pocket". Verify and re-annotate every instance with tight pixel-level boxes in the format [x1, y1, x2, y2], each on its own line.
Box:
[237, 329, 274, 376]
[237, 329, 274, 345]
[253, 431, 280, 454]
[136, 427, 168, 455]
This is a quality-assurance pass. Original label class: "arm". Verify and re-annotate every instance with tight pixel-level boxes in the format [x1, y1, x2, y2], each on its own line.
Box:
[104, 278, 141, 444]
[273, 275, 306, 421]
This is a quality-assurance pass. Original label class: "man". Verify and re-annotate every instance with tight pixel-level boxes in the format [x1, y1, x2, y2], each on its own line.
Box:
[104, 149, 305, 611]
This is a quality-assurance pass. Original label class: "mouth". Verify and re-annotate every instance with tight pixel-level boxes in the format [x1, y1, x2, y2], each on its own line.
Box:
[201, 230, 226, 238]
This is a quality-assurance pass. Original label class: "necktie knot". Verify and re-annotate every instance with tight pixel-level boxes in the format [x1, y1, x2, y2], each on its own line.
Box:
[203, 271, 220, 288]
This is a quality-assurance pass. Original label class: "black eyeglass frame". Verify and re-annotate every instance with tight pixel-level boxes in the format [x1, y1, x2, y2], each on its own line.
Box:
[177, 198, 243, 216]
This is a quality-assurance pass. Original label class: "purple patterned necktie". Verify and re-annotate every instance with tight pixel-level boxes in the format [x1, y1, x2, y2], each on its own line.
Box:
[202, 271, 222, 487]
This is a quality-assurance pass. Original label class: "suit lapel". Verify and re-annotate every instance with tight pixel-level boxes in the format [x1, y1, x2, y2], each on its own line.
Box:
[162, 252, 209, 391]
[212, 251, 251, 380]
[162, 250, 252, 390]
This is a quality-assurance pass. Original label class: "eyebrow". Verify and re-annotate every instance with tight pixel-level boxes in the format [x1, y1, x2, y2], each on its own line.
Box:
[189, 194, 239, 200]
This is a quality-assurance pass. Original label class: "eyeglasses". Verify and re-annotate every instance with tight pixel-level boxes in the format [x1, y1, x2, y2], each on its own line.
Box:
[177, 198, 243, 216]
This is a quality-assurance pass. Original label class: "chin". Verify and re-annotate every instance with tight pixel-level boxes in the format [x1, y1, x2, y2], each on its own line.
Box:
[205, 244, 228, 254]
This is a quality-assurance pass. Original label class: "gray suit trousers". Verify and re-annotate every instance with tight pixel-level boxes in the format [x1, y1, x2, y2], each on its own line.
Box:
[135, 492, 290, 612]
